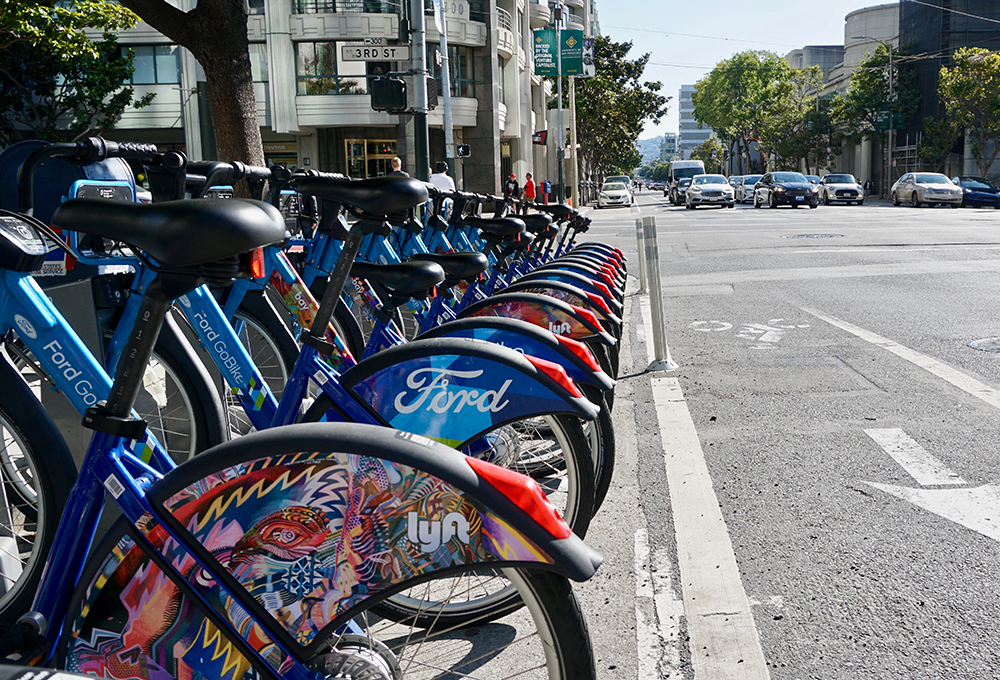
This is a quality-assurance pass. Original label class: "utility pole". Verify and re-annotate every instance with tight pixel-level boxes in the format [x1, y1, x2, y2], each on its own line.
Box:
[410, 0, 430, 180]
[435, 0, 455, 175]
[570, 76, 578, 207]
[555, 3, 564, 202]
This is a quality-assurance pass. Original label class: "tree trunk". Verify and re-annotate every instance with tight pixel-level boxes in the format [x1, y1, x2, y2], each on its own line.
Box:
[120, 0, 265, 178]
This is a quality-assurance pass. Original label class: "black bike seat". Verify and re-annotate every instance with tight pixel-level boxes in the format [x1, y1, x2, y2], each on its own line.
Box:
[502, 231, 535, 252]
[465, 216, 524, 237]
[410, 251, 488, 280]
[50, 198, 285, 267]
[520, 214, 553, 233]
[536, 203, 574, 218]
[297, 176, 428, 217]
[351, 259, 445, 297]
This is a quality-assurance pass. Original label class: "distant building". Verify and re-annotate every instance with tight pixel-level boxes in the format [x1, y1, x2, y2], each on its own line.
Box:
[660, 132, 677, 161]
[678, 84, 711, 159]
[784, 45, 845, 81]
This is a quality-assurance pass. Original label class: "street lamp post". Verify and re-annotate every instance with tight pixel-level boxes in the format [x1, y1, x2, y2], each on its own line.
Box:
[851, 35, 899, 199]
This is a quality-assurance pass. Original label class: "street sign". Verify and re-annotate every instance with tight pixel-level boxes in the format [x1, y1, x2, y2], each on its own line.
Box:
[532, 130, 548, 145]
[341, 44, 411, 61]
[533, 30, 557, 76]
[560, 30, 583, 76]
[875, 110, 906, 131]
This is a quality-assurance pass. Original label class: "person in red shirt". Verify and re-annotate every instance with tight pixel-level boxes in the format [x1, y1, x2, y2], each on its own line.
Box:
[521, 173, 536, 214]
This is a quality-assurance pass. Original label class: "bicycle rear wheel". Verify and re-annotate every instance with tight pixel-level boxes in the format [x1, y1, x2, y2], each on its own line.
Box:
[58, 425, 596, 680]
[0, 356, 75, 623]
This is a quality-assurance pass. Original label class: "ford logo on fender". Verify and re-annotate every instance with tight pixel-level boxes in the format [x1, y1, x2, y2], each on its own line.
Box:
[394, 367, 512, 414]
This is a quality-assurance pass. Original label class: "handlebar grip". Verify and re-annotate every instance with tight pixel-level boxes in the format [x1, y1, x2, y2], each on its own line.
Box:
[239, 163, 272, 181]
[103, 140, 160, 160]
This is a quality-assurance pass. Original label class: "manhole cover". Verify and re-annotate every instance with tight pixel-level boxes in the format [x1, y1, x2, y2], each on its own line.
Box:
[969, 338, 1000, 352]
[783, 234, 843, 239]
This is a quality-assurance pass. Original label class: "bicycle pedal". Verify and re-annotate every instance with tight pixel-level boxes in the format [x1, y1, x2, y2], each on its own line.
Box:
[0, 622, 51, 666]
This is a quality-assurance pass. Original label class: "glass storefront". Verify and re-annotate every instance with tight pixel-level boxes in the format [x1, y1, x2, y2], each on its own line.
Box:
[346, 139, 397, 177]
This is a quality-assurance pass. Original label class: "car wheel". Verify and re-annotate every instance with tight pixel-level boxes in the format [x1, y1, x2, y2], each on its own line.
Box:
[770, 193, 779, 209]
[911, 192, 920, 208]
[951, 203, 960, 208]
[753, 195, 761, 208]
[823, 193, 831, 205]
[727, 203, 735, 208]
[892, 192, 900, 206]
[857, 200, 864, 206]
[809, 203, 818, 209]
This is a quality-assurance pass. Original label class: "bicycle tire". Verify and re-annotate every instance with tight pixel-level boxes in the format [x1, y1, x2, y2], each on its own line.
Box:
[0, 356, 75, 623]
[57, 425, 597, 680]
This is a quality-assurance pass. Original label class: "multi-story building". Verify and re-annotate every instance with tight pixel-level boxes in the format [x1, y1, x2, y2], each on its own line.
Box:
[103, 0, 596, 193]
[677, 84, 712, 159]
[659, 132, 677, 162]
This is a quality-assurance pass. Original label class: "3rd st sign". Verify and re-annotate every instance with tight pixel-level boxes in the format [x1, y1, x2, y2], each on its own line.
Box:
[341, 44, 411, 61]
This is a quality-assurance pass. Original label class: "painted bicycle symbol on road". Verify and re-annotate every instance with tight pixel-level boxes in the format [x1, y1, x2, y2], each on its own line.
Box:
[689, 318, 810, 347]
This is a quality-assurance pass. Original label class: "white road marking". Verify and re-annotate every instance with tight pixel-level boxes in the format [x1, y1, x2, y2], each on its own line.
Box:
[801, 306, 1000, 412]
[634, 528, 685, 680]
[651, 376, 770, 679]
[864, 482, 1000, 543]
[864, 428, 966, 486]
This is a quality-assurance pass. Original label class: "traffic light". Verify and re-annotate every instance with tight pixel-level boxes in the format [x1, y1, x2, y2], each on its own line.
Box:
[371, 77, 407, 113]
[456, 144, 471, 158]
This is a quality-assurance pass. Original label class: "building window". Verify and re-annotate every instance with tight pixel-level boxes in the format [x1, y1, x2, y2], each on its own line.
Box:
[296, 42, 372, 94]
[498, 56, 506, 104]
[430, 45, 475, 98]
[122, 45, 180, 84]
[296, 0, 400, 13]
[250, 43, 269, 82]
[346, 139, 397, 177]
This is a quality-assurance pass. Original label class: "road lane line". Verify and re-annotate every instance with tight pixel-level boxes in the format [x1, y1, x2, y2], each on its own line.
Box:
[864, 428, 967, 486]
[801, 306, 1000, 412]
[651, 376, 770, 679]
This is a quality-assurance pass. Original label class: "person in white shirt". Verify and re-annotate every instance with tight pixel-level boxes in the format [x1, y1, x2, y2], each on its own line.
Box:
[429, 161, 456, 192]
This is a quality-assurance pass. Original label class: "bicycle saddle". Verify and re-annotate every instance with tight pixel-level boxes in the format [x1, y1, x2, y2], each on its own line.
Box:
[409, 251, 488, 280]
[351, 259, 445, 297]
[50, 198, 286, 267]
[465, 216, 524, 237]
[536, 203, 574, 218]
[297, 176, 428, 217]
[502, 231, 535, 253]
[520, 214, 553, 233]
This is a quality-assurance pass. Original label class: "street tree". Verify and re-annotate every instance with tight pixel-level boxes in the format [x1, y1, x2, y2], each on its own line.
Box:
[572, 36, 670, 179]
[690, 136, 725, 174]
[119, 0, 264, 168]
[771, 94, 840, 175]
[0, 1, 153, 144]
[917, 115, 962, 173]
[938, 47, 1000, 177]
[832, 43, 918, 186]
[692, 50, 804, 173]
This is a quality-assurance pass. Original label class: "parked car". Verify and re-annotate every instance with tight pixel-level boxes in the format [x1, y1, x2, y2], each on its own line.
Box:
[819, 173, 865, 205]
[951, 176, 1000, 208]
[736, 175, 762, 204]
[597, 181, 632, 208]
[891, 173, 963, 208]
[685, 174, 735, 209]
[753, 171, 819, 208]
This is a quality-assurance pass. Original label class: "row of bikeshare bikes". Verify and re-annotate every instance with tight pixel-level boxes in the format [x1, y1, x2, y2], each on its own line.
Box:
[0, 138, 626, 680]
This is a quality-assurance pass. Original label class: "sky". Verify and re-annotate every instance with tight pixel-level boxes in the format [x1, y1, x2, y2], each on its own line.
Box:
[597, 0, 884, 140]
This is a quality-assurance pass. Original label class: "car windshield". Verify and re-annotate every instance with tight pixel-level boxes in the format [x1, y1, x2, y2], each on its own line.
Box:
[693, 175, 727, 185]
[916, 174, 950, 184]
[743, 175, 762, 185]
[961, 177, 996, 190]
[826, 174, 856, 184]
[673, 168, 702, 180]
[603, 183, 626, 191]
[773, 172, 808, 183]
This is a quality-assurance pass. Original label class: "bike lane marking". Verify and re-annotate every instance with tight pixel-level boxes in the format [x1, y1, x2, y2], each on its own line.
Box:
[864, 428, 966, 486]
[651, 375, 770, 679]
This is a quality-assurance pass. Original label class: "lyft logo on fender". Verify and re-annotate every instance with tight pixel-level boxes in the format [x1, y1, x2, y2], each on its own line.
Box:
[394, 367, 512, 415]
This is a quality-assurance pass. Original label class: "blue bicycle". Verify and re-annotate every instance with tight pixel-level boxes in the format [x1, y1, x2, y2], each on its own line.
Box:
[0, 139, 600, 680]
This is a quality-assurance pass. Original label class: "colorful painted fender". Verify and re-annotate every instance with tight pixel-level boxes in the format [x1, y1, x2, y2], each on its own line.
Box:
[515, 269, 624, 314]
[63, 424, 602, 680]
[501, 280, 623, 333]
[340, 337, 599, 448]
[415, 317, 615, 392]
[458, 292, 617, 347]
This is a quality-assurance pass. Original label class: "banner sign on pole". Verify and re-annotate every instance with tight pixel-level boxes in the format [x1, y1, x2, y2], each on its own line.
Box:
[560, 30, 584, 75]
[581, 36, 595, 78]
[533, 29, 557, 76]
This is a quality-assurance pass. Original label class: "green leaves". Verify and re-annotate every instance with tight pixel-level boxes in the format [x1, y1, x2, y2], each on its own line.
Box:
[573, 36, 669, 178]
[938, 47, 1000, 176]
[0, 1, 140, 59]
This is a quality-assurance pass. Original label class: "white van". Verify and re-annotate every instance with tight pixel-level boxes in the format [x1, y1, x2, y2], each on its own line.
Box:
[667, 160, 706, 205]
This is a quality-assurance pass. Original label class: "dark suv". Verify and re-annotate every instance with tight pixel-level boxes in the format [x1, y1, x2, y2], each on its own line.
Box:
[753, 171, 819, 209]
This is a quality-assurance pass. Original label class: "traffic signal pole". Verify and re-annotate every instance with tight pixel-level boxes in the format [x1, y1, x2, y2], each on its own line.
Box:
[410, 0, 430, 180]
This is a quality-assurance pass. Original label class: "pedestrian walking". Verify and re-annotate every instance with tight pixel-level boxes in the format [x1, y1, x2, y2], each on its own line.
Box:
[388, 157, 408, 177]
[521, 173, 536, 214]
[429, 160, 456, 192]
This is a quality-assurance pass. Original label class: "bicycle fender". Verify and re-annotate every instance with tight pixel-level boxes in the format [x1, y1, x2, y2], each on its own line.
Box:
[415, 316, 615, 392]
[515, 269, 623, 314]
[88, 423, 606, 665]
[458, 292, 617, 347]
[534, 261, 624, 298]
[340, 337, 600, 448]
[501, 280, 623, 331]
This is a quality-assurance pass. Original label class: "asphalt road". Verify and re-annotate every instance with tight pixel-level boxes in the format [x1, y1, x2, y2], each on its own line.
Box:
[574, 191, 1000, 679]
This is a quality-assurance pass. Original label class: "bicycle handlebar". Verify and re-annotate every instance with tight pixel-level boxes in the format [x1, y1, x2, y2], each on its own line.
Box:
[18, 137, 160, 215]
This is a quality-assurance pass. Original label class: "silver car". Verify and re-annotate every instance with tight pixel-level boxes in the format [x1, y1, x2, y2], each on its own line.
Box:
[891, 172, 963, 208]
[736, 175, 762, 204]
[819, 173, 865, 205]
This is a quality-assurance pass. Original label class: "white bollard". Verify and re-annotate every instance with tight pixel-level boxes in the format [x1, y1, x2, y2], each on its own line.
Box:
[641, 216, 677, 372]
[634, 217, 648, 294]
